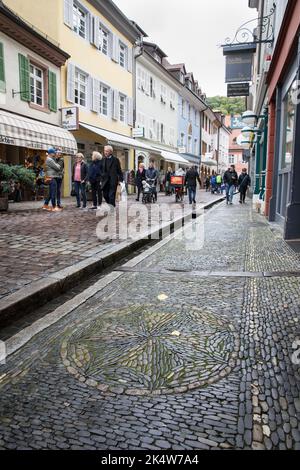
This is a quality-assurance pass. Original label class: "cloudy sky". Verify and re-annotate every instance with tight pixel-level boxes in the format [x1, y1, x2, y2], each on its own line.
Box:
[114, 0, 257, 97]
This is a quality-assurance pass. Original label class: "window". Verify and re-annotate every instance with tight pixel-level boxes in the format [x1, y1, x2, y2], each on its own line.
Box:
[119, 94, 126, 122]
[119, 42, 127, 68]
[188, 135, 192, 153]
[170, 128, 175, 147]
[150, 77, 156, 98]
[30, 64, 44, 106]
[99, 26, 109, 56]
[170, 91, 176, 110]
[149, 118, 156, 140]
[161, 85, 167, 104]
[188, 105, 191, 121]
[180, 133, 185, 147]
[75, 69, 88, 107]
[194, 139, 198, 155]
[99, 83, 109, 116]
[229, 155, 235, 164]
[196, 111, 200, 127]
[73, 2, 87, 39]
[281, 80, 297, 169]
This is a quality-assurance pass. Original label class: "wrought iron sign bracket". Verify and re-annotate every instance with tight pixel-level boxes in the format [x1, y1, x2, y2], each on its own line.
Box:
[221, 3, 276, 49]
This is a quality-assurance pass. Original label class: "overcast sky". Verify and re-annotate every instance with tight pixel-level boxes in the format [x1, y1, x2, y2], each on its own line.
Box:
[113, 0, 257, 97]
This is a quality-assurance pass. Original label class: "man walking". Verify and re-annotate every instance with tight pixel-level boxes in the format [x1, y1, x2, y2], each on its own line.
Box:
[185, 166, 201, 204]
[223, 165, 238, 205]
[145, 161, 158, 202]
[238, 168, 251, 204]
[102, 145, 123, 207]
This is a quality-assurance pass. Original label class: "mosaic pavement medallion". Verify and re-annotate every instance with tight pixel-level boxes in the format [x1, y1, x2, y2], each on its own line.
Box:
[61, 305, 239, 395]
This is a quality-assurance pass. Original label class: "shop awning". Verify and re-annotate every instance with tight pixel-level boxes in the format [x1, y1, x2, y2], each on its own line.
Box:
[80, 122, 157, 153]
[158, 150, 190, 166]
[0, 110, 77, 155]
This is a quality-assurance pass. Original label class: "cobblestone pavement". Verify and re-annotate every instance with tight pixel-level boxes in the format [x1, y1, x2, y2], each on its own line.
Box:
[0, 191, 218, 300]
[0, 199, 300, 450]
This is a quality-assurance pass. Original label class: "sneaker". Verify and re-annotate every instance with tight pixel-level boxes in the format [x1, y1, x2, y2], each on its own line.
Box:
[90, 206, 97, 210]
[42, 204, 49, 210]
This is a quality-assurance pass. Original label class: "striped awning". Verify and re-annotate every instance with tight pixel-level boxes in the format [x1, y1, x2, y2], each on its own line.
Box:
[0, 110, 77, 155]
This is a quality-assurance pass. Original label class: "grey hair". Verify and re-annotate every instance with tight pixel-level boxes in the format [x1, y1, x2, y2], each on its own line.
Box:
[104, 145, 113, 153]
[92, 151, 103, 160]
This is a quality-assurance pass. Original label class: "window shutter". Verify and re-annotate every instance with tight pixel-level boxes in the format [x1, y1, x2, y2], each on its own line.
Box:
[145, 73, 150, 96]
[92, 78, 100, 113]
[18, 54, 30, 102]
[112, 89, 119, 120]
[0, 43, 5, 93]
[127, 97, 133, 127]
[127, 47, 133, 73]
[111, 34, 119, 63]
[48, 71, 57, 112]
[64, 0, 73, 29]
[152, 79, 156, 98]
[66, 62, 75, 103]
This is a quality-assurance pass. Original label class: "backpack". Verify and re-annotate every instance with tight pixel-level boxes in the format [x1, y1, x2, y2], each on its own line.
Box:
[216, 175, 222, 184]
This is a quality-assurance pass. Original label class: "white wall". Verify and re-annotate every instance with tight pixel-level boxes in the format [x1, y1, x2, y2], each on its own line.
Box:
[0, 31, 61, 126]
[136, 56, 179, 150]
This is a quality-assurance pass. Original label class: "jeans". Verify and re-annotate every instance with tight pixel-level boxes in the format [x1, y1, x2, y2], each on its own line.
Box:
[47, 178, 57, 207]
[90, 180, 102, 207]
[240, 189, 247, 203]
[226, 184, 235, 203]
[74, 181, 87, 207]
[188, 186, 196, 204]
[56, 178, 62, 207]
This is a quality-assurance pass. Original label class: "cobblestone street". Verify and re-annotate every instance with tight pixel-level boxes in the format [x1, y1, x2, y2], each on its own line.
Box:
[0, 199, 300, 450]
[0, 191, 219, 301]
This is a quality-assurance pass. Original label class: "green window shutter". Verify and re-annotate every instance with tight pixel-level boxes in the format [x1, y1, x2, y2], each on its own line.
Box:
[48, 71, 57, 112]
[18, 53, 30, 101]
[0, 43, 5, 92]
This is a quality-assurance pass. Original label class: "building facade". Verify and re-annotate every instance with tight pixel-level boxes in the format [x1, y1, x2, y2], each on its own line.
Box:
[0, 1, 76, 180]
[249, 0, 300, 240]
[4, 0, 144, 196]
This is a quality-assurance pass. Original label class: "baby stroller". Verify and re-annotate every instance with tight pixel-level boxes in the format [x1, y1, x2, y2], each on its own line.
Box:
[142, 178, 156, 204]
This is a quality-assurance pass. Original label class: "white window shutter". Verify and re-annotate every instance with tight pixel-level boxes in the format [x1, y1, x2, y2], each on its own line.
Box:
[127, 47, 133, 73]
[66, 62, 75, 103]
[91, 16, 100, 48]
[152, 79, 156, 98]
[87, 76, 93, 110]
[64, 0, 73, 29]
[112, 89, 119, 120]
[137, 68, 141, 89]
[88, 13, 93, 44]
[92, 78, 100, 113]
[145, 73, 150, 95]
[112, 35, 119, 63]
[127, 97, 133, 126]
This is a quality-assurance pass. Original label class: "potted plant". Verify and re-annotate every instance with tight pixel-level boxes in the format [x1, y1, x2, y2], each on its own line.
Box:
[0, 163, 36, 211]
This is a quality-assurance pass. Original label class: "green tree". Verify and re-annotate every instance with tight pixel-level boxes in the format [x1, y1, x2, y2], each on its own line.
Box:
[207, 96, 246, 116]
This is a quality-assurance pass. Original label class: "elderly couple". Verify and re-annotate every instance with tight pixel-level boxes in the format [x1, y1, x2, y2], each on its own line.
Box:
[72, 145, 123, 210]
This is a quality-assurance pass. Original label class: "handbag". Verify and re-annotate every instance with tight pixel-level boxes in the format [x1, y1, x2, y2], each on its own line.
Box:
[70, 182, 76, 197]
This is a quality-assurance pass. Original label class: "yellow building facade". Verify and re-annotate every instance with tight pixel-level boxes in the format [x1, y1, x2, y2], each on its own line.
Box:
[4, 0, 141, 196]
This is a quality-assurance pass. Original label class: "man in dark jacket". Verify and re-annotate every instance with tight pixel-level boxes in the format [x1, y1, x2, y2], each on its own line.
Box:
[185, 166, 201, 204]
[238, 168, 251, 204]
[102, 145, 123, 207]
[145, 162, 158, 202]
[223, 165, 238, 205]
[164, 167, 174, 195]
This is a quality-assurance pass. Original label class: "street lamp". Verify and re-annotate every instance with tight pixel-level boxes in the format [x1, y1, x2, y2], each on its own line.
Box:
[241, 110, 257, 127]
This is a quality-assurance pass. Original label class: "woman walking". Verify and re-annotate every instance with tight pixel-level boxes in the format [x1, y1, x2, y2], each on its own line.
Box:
[135, 163, 146, 201]
[72, 153, 88, 209]
[88, 151, 104, 209]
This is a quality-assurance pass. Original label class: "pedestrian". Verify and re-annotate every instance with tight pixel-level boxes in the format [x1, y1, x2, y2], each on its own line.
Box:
[164, 166, 174, 196]
[55, 148, 64, 209]
[216, 173, 222, 194]
[205, 176, 210, 192]
[72, 153, 88, 209]
[210, 174, 217, 194]
[135, 162, 146, 201]
[145, 161, 158, 202]
[88, 151, 104, 209]
[43, 147, 62, 212]
[223, 165, 238, 205]
[238, 168, 251, 204]
[185, 166, 201, 204]
[102, 145, 123, 207]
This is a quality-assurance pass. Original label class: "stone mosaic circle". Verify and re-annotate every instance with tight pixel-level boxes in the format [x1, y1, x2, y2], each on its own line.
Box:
[61, 305, 239, 395]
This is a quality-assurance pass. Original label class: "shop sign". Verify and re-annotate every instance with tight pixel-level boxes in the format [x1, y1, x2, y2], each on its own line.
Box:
[178, 147, 186, 154]
[132, 127, 144, 138]
[0, 135, 14, 145]
[225, 52, 253, 83]
[227, 83, 249, 97]
[61, 107, 79, 131]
